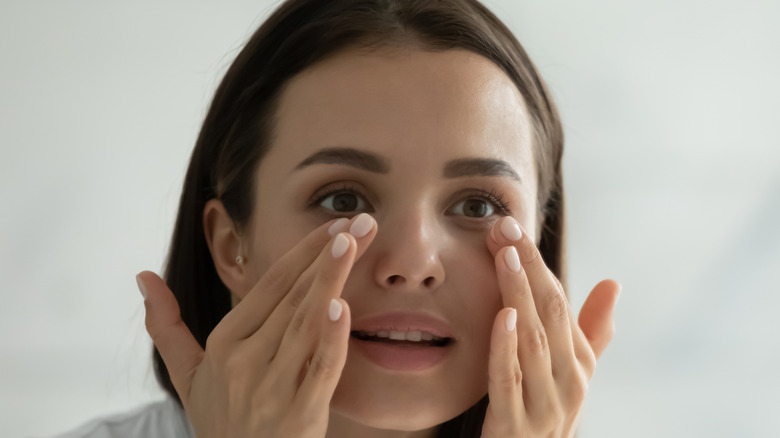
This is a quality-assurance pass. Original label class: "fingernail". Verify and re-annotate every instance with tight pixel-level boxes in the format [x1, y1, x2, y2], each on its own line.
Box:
[332, 233, 350, 258]
[328, 218, 349, 236]
[349, 213, 373, 238]
[329, 299, 343, 321]
[504, 246, 521, 272]
[505, 308, 517, 332]
[500, 217, 523, 241]
[136, 274, 147, 299]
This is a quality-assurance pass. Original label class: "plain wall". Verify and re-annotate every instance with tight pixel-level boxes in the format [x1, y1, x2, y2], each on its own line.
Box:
[1, 1, 778, 436]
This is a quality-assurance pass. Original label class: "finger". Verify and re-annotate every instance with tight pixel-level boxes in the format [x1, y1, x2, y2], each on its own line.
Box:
[219, 213, 376, 340]
[246, 215, 375, 365]
[265, 232, 357, 390]
[496, 217, 579, 379]
[487, 307, 526, 429]
[578, 279, 621, 360]
[137, 270, 203, 403]
[495, 246, 556, 415]
[294, 297, 351, 417]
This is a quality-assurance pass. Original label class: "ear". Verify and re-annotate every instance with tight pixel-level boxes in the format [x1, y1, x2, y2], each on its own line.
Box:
[203, 198, 252, 299]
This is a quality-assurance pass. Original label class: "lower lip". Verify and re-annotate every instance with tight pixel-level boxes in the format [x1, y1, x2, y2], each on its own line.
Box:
[350, 337, 453, 371]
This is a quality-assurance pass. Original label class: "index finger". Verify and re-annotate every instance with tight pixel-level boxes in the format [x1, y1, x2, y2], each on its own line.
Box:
[219, 214, 376, 340]
[217, 218, 345, 340]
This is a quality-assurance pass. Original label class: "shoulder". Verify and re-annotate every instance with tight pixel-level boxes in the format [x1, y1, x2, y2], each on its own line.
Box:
[51, 397, 194, 438]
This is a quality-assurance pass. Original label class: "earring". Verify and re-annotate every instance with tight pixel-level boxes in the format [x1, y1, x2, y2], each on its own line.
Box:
[236, 256, 244, 265]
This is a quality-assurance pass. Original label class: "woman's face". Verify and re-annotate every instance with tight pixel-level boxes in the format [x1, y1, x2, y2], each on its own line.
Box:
[241, 46, 538, 431]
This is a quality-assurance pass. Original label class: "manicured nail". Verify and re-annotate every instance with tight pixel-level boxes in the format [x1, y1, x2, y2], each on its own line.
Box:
[328, 218, 349, 236]
[329, 299, 343, 321]
[504, 246, 522, 272]
[500, 217, 523, 241]
[505, 308, 517, 332]
[332, 233, 350, 258]
[349, 213, 373, 238]
[136, 274, 147, 299]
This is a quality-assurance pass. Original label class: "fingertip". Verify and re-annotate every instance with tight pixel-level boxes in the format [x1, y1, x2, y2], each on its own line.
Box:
[136, 274, 148, 300]
[328, 298, 344, 321]
[505, 307, 517, 333]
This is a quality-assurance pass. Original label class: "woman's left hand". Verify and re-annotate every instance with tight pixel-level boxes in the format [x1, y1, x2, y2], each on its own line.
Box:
[481, 217, 620, 438]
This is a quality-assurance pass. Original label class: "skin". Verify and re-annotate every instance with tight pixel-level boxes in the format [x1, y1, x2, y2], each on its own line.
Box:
[138, 46, 620, 438]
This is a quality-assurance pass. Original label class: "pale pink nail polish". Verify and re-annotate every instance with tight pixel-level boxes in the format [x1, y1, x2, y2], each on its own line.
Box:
[505, 308, 517, 332]
[332, 233, 350, 258]
[500, 217, 523, 241]
[504, 246, 522, 272]
[329, 299, 343, 321]
[349, 213, 373, 238]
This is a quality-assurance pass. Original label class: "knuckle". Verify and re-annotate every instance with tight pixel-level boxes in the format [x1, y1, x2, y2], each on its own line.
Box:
[261, 261, 292, 292]
[307, 351, 339, 380]
[286, 281, 308, 310]
[520, 325, 548, 355]
[490, 364, 523, 391]
[223, 350, 248, 379]
[288, 307, 310, 337]
[543, 289, 569, 323]
[567, 375, 588, 410]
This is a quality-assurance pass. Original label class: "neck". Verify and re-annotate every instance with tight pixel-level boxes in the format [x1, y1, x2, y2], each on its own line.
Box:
[326, 411, 439, 438]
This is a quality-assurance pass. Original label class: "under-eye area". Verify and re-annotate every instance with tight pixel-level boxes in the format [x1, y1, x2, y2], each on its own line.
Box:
[351, 330, 454, 347]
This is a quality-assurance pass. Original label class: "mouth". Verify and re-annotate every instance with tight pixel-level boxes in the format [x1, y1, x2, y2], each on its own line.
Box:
[350, 330, 454, 347]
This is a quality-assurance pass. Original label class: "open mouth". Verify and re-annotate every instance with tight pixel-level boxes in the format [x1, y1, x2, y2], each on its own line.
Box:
[350, 330, 453, 347]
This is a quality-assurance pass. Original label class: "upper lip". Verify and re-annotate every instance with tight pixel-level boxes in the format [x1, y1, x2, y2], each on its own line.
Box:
[351, 312, 455, 339]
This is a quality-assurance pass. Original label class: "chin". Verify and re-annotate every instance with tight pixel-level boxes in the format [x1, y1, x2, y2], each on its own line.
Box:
[330, 393, 460, 431]
[329, 361, 485, 432]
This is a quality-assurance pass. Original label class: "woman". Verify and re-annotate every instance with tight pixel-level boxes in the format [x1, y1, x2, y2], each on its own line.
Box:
[62, 0, 620, 437]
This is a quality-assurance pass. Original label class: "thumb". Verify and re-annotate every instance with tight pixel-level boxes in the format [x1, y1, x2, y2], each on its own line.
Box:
[577, 279, 621, 360]
[137, 270, 203, 403]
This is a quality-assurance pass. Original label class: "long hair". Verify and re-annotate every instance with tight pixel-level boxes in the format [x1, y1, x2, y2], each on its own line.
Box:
[154, 1, 566, 436]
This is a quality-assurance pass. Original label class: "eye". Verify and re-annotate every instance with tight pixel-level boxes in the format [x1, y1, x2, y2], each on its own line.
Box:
[318, 190, 369, 214]
[450, 198, 495, 218]
[448, 190, 511, 218]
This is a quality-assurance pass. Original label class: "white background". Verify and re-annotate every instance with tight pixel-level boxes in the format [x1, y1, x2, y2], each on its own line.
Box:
[2, 1, 778, 437]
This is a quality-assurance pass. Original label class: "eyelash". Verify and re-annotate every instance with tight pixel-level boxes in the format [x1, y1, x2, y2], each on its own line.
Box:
[463, 189, 512, 216]
[308, 183, 513, 217]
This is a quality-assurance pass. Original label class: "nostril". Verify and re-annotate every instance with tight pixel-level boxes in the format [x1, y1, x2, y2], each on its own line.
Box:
[423, 276, 435, 288]
[388, 275, 402, 285]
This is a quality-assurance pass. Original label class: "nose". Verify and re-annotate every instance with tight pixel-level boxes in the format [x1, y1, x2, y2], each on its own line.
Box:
[371, 209, 446, 291]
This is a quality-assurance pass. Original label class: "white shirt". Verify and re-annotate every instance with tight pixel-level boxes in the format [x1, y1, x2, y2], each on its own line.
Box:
[51, 397, 195, 438]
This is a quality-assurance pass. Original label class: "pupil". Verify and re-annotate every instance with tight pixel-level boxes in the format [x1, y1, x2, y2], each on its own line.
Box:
[464, 199, 487, 217]
[333, 193, 358, 211]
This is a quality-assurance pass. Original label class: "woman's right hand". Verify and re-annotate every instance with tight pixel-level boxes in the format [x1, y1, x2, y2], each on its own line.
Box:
[136, 214, 377, 438]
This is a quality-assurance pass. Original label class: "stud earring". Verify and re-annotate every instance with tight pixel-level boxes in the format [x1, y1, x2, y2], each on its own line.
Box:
[236, 256, 244, 265]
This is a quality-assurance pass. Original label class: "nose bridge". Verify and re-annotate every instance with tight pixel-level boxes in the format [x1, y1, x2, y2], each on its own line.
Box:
[372, 199, 446, 290]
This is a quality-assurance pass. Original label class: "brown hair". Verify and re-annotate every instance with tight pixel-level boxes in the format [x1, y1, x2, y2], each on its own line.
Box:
[154, 1, 566, 436]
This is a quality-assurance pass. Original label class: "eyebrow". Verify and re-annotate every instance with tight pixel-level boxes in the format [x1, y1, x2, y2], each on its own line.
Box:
[294, 147, 390, 173]
[443, 158, 521, 182]
[293, 147, 520, 182]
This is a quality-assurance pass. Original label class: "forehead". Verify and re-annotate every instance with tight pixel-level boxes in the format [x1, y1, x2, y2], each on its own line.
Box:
[264, 46, 535, 181]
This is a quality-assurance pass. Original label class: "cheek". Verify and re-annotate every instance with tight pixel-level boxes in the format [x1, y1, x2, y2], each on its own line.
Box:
[245, 216, 314, 297]
[447, 242, 504, 345]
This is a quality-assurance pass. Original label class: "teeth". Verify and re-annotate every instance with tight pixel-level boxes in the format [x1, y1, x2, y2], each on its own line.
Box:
[406, 331, 422, 342]
[357, 330, 445, 342]
[389, 331, 406, 340]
